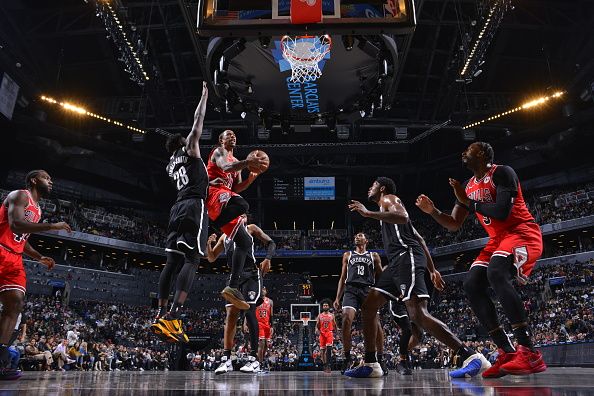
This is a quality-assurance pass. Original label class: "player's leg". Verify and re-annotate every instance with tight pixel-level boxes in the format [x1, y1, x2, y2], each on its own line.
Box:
[375, 315, 388, 376]
[487, 231, 546, 375]
[216, 305, 240, 374]
[240, 275, 262, 373]
[344, 289, 386, 378]
[390, 300, 412, 375]
[0, 289, 24, 379]
[221, 219, 251, 310]
[340, 306, 356, 372]
[212, 196, 249, 230]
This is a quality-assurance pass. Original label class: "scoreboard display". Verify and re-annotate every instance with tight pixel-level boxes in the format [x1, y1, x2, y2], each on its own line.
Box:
[272, 177, 335, 200]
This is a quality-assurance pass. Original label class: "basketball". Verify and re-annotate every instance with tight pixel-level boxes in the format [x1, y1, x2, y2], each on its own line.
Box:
[247, 150, 270, 174]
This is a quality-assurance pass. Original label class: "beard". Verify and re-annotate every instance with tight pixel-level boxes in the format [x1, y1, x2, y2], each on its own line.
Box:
[38, 184, 51, 198]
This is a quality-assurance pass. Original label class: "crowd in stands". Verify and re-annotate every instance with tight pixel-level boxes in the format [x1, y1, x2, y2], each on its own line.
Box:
[14, 257, 593, 372]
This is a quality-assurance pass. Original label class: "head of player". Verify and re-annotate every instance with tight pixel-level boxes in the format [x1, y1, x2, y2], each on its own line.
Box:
[218, 130, 237, 151]
[26, 170, 52, 198]
[165, 133, 186, 155]
[461, 141, 495, 172]
[354, 232, 368, 249]
[367, 177, 397, 204]
[262, 286, 267, 298]
[321, 300, 331, 313]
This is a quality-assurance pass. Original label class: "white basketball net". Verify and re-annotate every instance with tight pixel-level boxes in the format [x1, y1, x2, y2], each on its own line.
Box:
[281, 35, 332, 83]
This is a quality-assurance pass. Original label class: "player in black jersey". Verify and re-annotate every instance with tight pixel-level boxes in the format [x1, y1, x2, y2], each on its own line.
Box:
[333, 232, 385, 374]
[151, 82, 210, 344]
[207, 220, 276, 374]
[346, 177, 490, 378]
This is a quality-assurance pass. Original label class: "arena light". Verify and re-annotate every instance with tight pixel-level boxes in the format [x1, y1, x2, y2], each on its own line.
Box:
[40, 95, 146, 134]
[462, 91, 565, 129]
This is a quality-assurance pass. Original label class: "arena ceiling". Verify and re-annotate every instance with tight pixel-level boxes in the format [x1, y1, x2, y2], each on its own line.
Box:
[0, 0, 593, 204]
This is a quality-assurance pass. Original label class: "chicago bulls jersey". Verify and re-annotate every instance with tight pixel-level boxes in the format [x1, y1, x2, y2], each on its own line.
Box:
[256, 297, 272, 325]
[318, 312, 334, 333]
[464, 164, 534, 238]
[207, 148, 239, 189]
[0, 190, 42, 254]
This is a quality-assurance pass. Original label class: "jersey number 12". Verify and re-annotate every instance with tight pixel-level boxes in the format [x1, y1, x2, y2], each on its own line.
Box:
[173, 167, 189, 190]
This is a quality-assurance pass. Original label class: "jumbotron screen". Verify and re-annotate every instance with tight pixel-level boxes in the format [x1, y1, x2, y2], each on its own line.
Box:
[272, 177, 335, 200]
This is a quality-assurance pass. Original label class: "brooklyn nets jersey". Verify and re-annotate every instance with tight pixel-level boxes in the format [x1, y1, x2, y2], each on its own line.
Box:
[166, 147, 208, 202]
[380, 205, 423, 262]
[345, 251, 375, 286]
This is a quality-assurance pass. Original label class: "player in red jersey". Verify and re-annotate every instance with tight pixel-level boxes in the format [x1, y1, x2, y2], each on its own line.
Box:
[315, 300, 337, 372]
[416, 142, 546, 378]
[207, 130, 267, 310]
[0, 170, 71, 379]
[256, 287, 273, 366]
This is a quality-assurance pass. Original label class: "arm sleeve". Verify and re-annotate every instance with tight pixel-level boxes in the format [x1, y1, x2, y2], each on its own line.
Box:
[468, 166, 519, 220]
[265, 239, 277, 260]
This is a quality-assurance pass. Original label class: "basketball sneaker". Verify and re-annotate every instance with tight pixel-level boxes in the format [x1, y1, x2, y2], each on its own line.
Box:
[481, 349, 515, 378]
[395, 359, 412, 376]
[221, 286, 250, 310]
[215, 356, 233, 375]
[0, 368, 22, 381]
[449, 353, 491, 378]
[240, 357, 261, 373]
[344, 362, 383, 378]
[150, 316, 189, 343]
[499, 345, 547, 375]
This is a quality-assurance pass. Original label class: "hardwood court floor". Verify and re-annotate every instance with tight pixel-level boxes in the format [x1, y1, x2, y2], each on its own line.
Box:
[0, 367, 592, 395]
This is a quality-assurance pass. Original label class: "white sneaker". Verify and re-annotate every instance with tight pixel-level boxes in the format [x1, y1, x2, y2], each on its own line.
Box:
[215, 356, 233, 375]
[240, 357, 261, 373]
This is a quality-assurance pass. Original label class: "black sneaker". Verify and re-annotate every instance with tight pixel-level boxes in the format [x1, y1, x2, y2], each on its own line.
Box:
[395, 360, 412, 375]
[221, 286, 250, 310]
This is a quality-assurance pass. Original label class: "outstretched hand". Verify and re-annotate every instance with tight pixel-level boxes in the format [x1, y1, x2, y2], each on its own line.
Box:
[348, 200, 370, 217]
[449, 178, 469, 206]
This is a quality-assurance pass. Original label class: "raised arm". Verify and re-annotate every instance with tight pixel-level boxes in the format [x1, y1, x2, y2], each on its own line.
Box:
[416, 194, 468, 232]
[333, 252, 350, 310]
[206, 233, 226, 263]
[185, 82, 209, 158]
[6, 191, 70, 234]
[212, 147, 265, 174]
[348, 195, 409, 225]
[232, 172, 258, 193]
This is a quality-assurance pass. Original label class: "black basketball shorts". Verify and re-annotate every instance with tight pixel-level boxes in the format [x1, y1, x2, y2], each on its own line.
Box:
[226, 269, 263, 307]
[389, 299, 408, 319]
[373, 249, 430, 302]
[342, 284, 371, 312]
[166, 198, 208, 258]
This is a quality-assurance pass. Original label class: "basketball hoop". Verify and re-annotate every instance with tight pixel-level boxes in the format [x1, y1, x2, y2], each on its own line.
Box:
[300, 312, 312, 326]
[281, 35, 331, 83]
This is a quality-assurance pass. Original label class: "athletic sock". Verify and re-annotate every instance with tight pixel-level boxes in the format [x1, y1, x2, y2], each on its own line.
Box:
[490, 327, 515, 353]
[224, 349, 232, 359]
[364, 351, 377, 364]
[377, 353, 384, 364]
[512, 325, 534, 351]
[156, 306, 167, 320]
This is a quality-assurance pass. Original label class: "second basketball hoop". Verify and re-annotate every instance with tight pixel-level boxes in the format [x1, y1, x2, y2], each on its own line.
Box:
[281, 35, 332, 83]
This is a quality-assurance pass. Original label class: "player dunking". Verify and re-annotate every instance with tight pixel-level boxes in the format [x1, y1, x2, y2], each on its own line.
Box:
[207, 220, 276, 374]
[206, 130, 267, 309]
[346, 177, 486, 378]
[416, 142, 546, 377]
[315, 300, 337, 373]
[151, 83, 209, 344]
[0, 170, 71, 379]
[333, 232, 390, 375]
[256, 287, 273, 367]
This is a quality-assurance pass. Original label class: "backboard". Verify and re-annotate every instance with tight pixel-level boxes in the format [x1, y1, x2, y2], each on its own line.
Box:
[290, 303, 320, 322]
[197, 0, 416, 36]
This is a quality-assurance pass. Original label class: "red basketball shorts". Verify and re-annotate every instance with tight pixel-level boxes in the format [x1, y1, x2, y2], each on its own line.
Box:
[0, 248, 26, 294]
[471, 221, 543, 284]
[319, 332, 333, 348]
[206, 185, 244, 236]
[258, 323, 271, 341]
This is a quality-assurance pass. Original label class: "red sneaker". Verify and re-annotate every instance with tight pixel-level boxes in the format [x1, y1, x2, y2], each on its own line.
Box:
[481, 349, 515, 378]
[500, 345, 547, 375]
